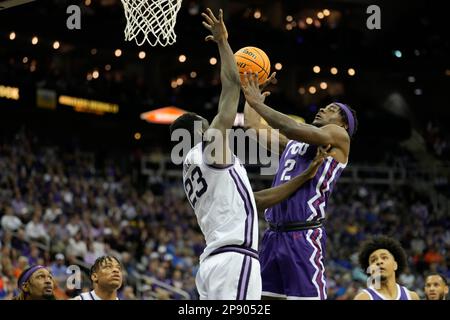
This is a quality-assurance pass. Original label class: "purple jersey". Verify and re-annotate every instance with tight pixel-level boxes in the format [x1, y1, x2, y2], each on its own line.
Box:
[364, 284, 413, 300]
[265, 140, 347, 223]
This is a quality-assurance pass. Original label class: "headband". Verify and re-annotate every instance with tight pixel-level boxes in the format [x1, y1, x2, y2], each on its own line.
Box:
[334, 102, 355, 137]
[18, 265, 46, 290]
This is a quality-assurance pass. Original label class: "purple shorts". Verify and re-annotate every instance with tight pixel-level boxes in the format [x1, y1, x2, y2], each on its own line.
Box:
[260, 227, 327, 299]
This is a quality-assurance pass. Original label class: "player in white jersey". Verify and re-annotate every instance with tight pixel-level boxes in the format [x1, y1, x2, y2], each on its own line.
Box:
[71, 256, 122, 300]
[170, 8, 332, 300]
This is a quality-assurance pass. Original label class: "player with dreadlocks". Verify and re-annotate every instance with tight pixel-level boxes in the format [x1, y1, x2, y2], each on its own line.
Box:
[12, 265, 55, 300]
[72, 255, 123, 300]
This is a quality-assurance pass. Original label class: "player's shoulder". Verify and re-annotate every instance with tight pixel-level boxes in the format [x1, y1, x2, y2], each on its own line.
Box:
[353, 290, 371, 300]
[408, 289, 420, 300]
[321, 123, 350, 137]
[184, 143, 203, 164]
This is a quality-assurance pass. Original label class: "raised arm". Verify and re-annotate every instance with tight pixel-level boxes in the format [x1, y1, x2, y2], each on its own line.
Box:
[242, 72, 349, 148]
[201, 8, 240, 166]
[244, 99, 289, 156]
[253, 146, 331, 212]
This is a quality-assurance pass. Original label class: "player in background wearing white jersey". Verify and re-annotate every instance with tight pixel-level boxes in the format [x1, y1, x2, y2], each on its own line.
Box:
[354, 236, 420, 300]
[71, 256, 122, 300]
[170, 8, 332, 300]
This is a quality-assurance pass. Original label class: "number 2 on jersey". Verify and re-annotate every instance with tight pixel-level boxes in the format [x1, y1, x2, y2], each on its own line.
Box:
[280, 159, 296, 181]
[184, 166, 208, 207]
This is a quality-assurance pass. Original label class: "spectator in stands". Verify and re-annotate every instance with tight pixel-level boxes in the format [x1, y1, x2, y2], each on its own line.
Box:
[66, 232, 87, 260]
[50, 253, 67, 288]
[27, 244, 41, 265]
[399, 268, 416, 289]
[0, 275, 14, 300]
[13, 256, 29, 279]
[120, 285, 137, 300]
[25, 214, 49, 245]
[1, 206, 22, 232]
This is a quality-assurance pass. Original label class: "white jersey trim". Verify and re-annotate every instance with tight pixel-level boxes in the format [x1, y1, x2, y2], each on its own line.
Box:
[306, 228, 326, 299]
[262, 291, 321, 300]
[362, 289, 374, 300]
[307, 156, 346, 221]
[261, 291, 286, 298]
[76, 290, 119, 300]
[367, 284, 402, 300]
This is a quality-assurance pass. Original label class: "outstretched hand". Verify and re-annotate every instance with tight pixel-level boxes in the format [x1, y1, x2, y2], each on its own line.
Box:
[201, 8, 228, 43]
[259, 72, 276, 102]
[242, 71, 267, 107]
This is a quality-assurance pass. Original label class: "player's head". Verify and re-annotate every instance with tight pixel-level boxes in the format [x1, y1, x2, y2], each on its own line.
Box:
[359, 236, 407, 283]
[312, 102, 358, 138]
[425, 274, 448, 300]
[13, 265, 55, 300]
[90, 255, 123, 292]
[170, 112, 209, 148]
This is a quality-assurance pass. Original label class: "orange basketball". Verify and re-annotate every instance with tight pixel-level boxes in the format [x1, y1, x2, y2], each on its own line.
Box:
[234, 46, 271, 85]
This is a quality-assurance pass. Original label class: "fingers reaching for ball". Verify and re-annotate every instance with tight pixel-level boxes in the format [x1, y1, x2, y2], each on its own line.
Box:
[243, 71, 259, 88]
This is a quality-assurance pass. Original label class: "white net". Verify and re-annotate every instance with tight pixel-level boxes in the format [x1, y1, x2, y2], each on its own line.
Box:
[121, 0, 183, 47]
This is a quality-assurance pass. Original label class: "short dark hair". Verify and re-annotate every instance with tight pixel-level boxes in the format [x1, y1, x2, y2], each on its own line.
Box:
[358, 236, 407, 274]
[169, 112, 204, 147]
[90, 255, 121, 282]
[426, 273, 448, 286]
[338, 104, 358, 138]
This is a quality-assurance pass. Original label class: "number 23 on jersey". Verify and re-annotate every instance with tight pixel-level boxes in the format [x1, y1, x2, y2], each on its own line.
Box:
[184, 166, 208, 207]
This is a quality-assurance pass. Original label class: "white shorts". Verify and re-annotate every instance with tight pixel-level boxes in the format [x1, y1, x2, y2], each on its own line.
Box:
[196, 252, 261, 300]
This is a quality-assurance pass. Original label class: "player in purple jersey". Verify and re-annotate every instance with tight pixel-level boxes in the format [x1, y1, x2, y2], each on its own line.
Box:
[354, 236, 419, 300]
[242, 71, 358, 299]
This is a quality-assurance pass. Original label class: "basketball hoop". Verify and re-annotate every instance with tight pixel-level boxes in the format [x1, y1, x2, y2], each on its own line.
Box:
[120, 0, 182, 47]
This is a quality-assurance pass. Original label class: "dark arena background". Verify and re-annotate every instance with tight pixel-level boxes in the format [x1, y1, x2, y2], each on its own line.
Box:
[0, 0, 449, 302]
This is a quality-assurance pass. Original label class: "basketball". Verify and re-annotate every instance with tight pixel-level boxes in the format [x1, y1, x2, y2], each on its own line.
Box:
[234, 46, 271, 85]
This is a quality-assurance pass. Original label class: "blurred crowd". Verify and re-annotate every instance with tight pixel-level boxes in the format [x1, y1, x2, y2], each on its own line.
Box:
[424, 121, 450, 160]
[0, 131, 202, 299]
[0, 130, 448, 300]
